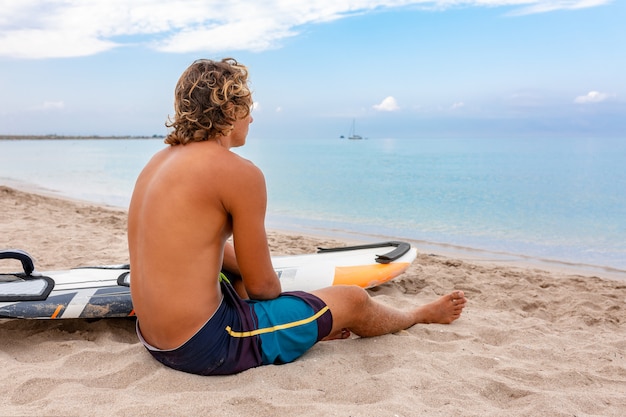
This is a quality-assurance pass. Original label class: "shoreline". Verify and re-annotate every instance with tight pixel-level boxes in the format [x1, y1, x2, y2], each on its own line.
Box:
[267, 222, 626, 282]
[0, 134, 164, 140]
[3, 181, 625, 282]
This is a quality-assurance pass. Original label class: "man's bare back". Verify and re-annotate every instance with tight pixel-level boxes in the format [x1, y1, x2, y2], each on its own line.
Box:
[129, 137, 279, 349]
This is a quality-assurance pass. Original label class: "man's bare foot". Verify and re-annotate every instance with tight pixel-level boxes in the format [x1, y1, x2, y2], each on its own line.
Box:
[414, 290, 466, 324]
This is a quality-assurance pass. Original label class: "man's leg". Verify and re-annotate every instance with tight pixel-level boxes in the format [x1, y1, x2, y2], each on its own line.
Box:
[310, 285, 466, 340]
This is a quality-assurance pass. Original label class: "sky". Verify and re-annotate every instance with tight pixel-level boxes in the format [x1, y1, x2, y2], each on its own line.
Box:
[0, 0, 624, 139]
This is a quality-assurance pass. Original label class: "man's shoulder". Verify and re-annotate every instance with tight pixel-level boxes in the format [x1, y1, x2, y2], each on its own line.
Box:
[222, 149, 262, 175]
[193, 146, 265, 187]
[179, 142, 259, 172]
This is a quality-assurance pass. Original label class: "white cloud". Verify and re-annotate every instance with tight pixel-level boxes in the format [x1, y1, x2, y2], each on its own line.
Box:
[0, 1, 612, 59]
[373, 96, 400, 112]
[42, 101, 65, 110]
[574, 91, 614, 104]
[506, 0, 609, 16]
[451, 102, 465, 110]
[29, 101, 65, 111]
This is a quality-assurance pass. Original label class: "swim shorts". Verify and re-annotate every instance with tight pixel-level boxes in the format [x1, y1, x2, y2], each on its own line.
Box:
[136, 276, 333, 375]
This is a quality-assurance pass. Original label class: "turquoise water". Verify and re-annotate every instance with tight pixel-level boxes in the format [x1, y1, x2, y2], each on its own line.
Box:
[1, 137, 625, 272]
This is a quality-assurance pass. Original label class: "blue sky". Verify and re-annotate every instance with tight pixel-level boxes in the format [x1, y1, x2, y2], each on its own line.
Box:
[0, 0, 623, 139]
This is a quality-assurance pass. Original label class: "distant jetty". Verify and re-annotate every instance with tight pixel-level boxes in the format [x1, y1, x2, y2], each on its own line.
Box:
[0, 134, 165, 140]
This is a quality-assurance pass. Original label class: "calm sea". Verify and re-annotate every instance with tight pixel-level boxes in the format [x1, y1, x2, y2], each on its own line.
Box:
[1, 137, 625, 274]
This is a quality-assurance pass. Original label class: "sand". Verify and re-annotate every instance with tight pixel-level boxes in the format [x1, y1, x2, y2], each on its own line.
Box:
[1, 185, 625, 416]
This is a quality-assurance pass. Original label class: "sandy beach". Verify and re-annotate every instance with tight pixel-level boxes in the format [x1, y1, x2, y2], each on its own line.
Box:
[1, 185, 624, 416]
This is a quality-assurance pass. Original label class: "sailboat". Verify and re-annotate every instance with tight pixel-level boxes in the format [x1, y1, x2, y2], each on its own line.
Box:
[348, 119, 363, 140]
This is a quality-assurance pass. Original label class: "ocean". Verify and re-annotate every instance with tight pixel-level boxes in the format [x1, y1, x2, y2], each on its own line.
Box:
[1, 137, 625, 274]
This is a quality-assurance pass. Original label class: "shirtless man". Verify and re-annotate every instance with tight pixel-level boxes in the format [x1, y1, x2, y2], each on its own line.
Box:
[128, 58, 466, 376]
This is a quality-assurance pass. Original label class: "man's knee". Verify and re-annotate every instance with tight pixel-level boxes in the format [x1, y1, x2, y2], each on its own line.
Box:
[339, 285, 370, 308]
[311, 284, 370, 313]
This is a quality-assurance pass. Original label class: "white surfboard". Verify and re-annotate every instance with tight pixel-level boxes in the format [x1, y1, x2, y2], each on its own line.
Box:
[0, 242, 416, 319]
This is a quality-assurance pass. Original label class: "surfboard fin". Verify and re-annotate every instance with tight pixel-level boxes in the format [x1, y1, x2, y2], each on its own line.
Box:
[316, 241, 411, 264]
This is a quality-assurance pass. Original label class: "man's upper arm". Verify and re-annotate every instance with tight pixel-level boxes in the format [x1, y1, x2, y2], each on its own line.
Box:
[223, 161, 281, 299]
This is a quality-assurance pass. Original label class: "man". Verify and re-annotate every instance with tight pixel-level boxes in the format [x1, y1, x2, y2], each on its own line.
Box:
[128, 58, 466, 376]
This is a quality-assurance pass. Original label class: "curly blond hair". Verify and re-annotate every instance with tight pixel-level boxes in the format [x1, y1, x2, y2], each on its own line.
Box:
[165, 58, 252, 145]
